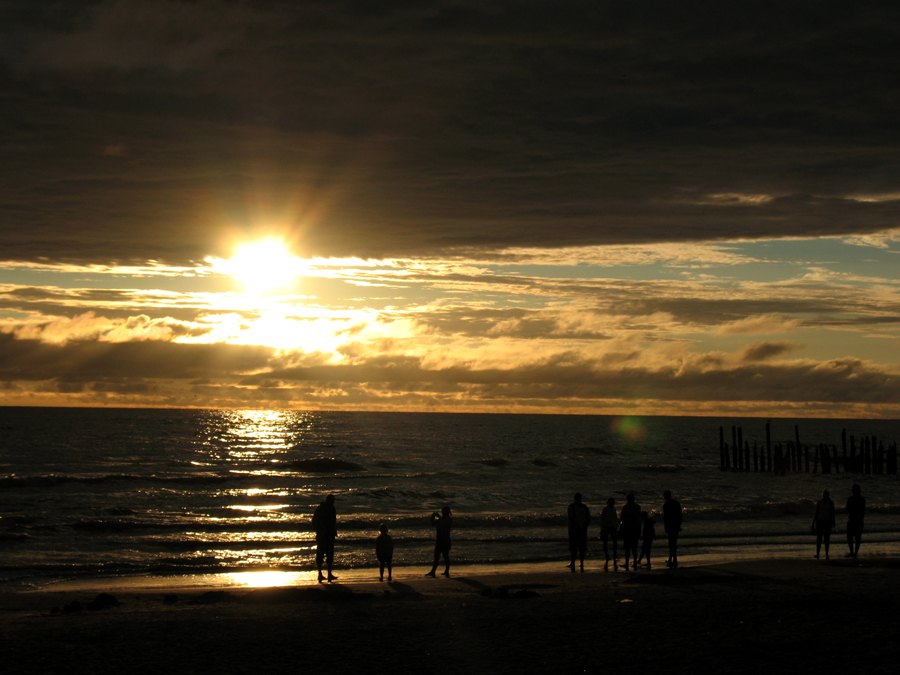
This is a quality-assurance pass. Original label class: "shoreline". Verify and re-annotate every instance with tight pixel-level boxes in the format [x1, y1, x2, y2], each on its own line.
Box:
[4, 556, 898, 675]
[5, 549, 892, 595]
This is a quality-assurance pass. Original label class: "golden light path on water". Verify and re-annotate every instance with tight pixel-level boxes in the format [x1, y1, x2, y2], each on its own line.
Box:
[225, 571, 315, 587]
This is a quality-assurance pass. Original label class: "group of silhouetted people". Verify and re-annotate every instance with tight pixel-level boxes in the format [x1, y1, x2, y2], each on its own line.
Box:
[811, 484, 866, 560]
[311, 483, 866, 583]
[568, 491, 683, 571]
[312, 494, 453, 583]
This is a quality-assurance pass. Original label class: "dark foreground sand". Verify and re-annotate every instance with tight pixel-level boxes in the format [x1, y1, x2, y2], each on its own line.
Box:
[2, 558, 898, 675]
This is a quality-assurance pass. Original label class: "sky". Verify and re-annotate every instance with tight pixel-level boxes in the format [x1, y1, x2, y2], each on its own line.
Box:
[1, 0, 900, 417]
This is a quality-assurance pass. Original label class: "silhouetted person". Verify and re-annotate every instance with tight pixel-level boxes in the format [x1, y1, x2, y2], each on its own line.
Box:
[636, 511, 655, 569]
[600, 497, 619, 570]
[567, 493, 591, 572]
[812, 489, 836, 559]
[376, 523, 394, 581]
[312, 494, 337, 582]
[845, 484, 866, 559]
[426, 506, 453, 577]
[619, 493, 641, 571]
[663, 490, 683, 569]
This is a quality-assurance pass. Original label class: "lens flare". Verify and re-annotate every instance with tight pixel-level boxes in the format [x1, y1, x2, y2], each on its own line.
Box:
[611, 416, 647, 441]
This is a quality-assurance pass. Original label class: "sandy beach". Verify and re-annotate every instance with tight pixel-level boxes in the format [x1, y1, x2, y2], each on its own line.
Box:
[3, 557, 898, 675]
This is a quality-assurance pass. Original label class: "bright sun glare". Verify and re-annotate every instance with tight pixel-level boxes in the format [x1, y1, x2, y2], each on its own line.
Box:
[217, 240, 304, 292]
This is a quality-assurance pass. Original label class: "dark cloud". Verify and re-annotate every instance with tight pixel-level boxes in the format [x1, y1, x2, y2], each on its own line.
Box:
[237, 348, 900, 405]
[0, 332, 274, 381]
[1, 327, 898, 411]
[2, 1, 900, 265]
[739, 340, 804, 362]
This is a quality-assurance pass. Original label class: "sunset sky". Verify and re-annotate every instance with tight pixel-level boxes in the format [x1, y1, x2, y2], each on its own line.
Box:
[2, 1, 900, 416]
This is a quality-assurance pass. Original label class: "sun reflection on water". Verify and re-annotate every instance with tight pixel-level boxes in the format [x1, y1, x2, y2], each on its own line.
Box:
[228, 504, 291, 512]
[225, 570, 314, 587]
[203, 409, 304, 466]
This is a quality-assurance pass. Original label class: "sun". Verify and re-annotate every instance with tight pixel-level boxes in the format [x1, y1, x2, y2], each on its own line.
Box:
[214, 240, 305, 292]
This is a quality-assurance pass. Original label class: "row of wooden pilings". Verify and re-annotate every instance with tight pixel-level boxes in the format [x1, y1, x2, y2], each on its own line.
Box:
[719, 422, 899, 475]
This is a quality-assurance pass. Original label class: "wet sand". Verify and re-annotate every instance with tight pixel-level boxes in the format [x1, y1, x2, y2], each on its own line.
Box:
[3, 557, 898, 675]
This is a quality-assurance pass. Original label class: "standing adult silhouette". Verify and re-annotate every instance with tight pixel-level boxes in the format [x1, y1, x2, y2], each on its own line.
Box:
[567, 493, 591, 572]
[600, 497, 619, 570]
[663, 490, 683, 569]
[845, 484, 866, 559]
[426, 506, 453, 577]
[619, 493, 641, 571]
[312, 494, 338, 582]
[812, 489, 836, 560]
[376, 523, 394, 581]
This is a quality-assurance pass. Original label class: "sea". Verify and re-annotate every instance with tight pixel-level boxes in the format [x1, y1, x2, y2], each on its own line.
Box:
[1, 407, 899, 592]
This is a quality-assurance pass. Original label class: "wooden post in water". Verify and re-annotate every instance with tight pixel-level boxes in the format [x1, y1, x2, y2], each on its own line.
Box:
[812, 444, 819, 473]
[842, 430, 848, 473]
[832, 445, 840, 474]
[745, 441, 750, 472]
[753, 440, 759, 472]
[766, 421, 772, 474]
[732, 426, 738, 472]
[850, 435, 857, 473]
[737, 427, 744, 472]
[719, 427, 726, 470]
[870, 439, 876, 475]
[864, 437, 871, 474]
[872, 436, 878, 474]
[877, 441, 885, 475]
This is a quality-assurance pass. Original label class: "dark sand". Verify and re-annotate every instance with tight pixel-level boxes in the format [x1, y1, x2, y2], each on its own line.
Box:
[2, 558, 897, 674]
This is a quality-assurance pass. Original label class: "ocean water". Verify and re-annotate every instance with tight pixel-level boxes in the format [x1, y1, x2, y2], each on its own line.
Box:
[1, 407, 899, 590]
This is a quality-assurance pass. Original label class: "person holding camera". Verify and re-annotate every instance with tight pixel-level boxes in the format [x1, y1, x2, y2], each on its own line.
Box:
[426, 505, 453, 577]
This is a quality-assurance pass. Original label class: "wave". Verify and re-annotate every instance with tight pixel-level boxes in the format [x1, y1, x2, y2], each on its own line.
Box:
[282, 458, 366, 473]
[0, 473, 242, 490]
[575, 447, 615, 455]
[364, 488, 455, 501]
[479, 459, 509, 467]
[629, 465, 686, 473]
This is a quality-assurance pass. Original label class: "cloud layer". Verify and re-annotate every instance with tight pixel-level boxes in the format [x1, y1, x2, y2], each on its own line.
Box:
[2, 1, 900, 264]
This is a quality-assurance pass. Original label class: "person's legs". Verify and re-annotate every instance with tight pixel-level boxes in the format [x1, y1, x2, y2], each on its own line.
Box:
[823, 530, 831, 559]
[848, 524, 862, 557]
[325, 540, 336, 580]
[427, 546, 439, 576]
[316, 541, 325, 581]
[815, 531, 823, 558]
[612, 535, 618, 569]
